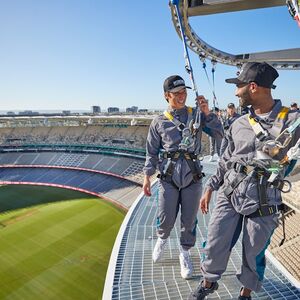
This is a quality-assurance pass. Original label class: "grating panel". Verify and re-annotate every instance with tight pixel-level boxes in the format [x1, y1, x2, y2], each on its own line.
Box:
[108, 170, 300, 300]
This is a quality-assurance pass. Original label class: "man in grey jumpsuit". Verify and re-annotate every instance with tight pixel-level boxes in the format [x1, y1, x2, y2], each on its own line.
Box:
[143, 75, 223, 279]
[189, 62, 300, 300]
[219, 102, 241, 155]
[208, 107, 224, 161]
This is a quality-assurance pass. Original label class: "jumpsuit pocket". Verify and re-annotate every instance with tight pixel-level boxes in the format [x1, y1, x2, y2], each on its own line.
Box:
[224, 165, 282, 216]
[230, 175, 281, 216]
[223, 167, 259, 216]
[230, 175, 259, 215]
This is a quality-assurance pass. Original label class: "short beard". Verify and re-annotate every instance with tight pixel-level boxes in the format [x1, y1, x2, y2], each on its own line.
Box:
[239, 90, 251, 108]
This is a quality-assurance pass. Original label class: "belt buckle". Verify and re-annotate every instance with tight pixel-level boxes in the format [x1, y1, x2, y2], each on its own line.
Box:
[274, 205, 280, 214]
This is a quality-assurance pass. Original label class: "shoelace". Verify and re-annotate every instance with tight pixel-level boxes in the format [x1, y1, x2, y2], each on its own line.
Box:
[158, 240, 167, 250]
[182, 254, 192, 268]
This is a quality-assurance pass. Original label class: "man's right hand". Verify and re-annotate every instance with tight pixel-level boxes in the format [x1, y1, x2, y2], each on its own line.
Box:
[143, 175, 152, 196]
[199, 188, 213, 214]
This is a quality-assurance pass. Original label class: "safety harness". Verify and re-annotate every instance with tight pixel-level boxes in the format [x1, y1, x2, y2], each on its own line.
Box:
[225, 106, 300, 245]
[158, 107, 204, 187]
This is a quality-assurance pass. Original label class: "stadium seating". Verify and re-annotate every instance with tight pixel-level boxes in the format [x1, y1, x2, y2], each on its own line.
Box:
[0, 166, 141, 209]
[0, 125, 148, 149]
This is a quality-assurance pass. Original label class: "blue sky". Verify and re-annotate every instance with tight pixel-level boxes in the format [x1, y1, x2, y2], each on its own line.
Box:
[0, 1, 299, 112]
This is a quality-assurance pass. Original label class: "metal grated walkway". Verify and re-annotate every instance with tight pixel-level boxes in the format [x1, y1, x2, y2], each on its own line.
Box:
[104, 161, 300, 300]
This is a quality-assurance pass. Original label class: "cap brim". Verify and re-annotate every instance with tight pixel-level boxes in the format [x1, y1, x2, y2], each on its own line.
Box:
[225, 78, 245, 85]
[226, 78, 276, 89]
[168, 86, 191, 93]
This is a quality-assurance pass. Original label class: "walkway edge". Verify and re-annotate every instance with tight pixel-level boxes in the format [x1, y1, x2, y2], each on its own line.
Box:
[102, 180, 153, 299]
[266, 250, 300, 290]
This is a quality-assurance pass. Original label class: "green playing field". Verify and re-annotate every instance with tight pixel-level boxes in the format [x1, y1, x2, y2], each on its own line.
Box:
[0, 185, 125, 299]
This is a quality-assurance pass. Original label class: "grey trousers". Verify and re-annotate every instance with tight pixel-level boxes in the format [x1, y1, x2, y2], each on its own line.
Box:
[201, 192, 279, 292]
[209, 136, 223, 156]
[157, 179, 202, 250]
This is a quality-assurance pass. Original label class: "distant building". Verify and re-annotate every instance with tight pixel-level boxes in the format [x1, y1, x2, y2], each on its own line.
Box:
[138, 109, 148, 113]
[62, 110, 71, 115]
[126, 106, 138, 113]
[6, 111, 15, 116]
[108, 107, 119, 113]
[92, 106, 101, 114]
[19, 110, 39, 116]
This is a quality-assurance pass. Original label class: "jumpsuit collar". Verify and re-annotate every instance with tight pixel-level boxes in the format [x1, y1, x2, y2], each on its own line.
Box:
[167, 105, 188, 116]
[249, 99, 282, 124]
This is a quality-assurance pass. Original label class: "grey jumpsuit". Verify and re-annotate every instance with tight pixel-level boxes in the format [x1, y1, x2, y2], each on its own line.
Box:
[209, 115, 224, 157]
[219, 112, 241, 155]
[144, 105, 223, 250]
[202, 100, 300, 291]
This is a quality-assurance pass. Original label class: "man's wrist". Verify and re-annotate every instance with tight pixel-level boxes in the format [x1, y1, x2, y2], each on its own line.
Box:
[205, 186, 214, 194]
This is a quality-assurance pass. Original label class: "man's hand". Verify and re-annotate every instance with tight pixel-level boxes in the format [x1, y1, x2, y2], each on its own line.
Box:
[143, 175, 152, 196]
[199, 188, 213, 214]
[196, 95, 210, 116]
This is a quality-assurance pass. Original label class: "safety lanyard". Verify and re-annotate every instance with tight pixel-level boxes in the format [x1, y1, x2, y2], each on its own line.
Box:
[200, 58, 219, 110]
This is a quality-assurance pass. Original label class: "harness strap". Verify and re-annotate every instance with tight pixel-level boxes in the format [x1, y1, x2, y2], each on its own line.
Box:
[186, 106, 193, 127]
[247, 202, 286, 246]
[248, 115, 269, 141]
[257, 175, 268, 206]
[247, 204, 284, 218]
[224, 172, 247, 198]
[161, 151, 200, 160]
[232, 162, 287, 191]
[163, 106, 193, 131]
[164, 110, 185, 131]
[164, 107, 197, 150]
[183, 152, 204, 182]
[247, 106, 289, 141]
[271, 106, 289, 137]
[160, 150, 204, 186]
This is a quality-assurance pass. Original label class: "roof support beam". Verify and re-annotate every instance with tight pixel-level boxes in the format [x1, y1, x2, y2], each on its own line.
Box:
[188, 0, 286, 16]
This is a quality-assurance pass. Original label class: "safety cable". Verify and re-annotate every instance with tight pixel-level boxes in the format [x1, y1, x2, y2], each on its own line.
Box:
[172, 0, 198, 96]
[171, 0, 201, 128]
[200, 57, 219, 110]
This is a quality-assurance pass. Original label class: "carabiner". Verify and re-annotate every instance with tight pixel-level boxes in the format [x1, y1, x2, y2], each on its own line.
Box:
[279, 180, 292, 193]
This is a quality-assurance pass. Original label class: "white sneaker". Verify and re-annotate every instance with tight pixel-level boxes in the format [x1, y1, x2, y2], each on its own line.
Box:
[179, 248, 193, 279]
[152, 238, 167, 263]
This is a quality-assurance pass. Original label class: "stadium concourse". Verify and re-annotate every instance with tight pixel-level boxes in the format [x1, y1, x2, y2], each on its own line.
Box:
[0, 115, 299, 299]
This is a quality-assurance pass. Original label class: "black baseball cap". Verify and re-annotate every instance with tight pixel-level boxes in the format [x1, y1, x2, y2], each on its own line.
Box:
[225, 62, 279, 89]
[227, 103, 235, 108]
[163, 75, 191, 93]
